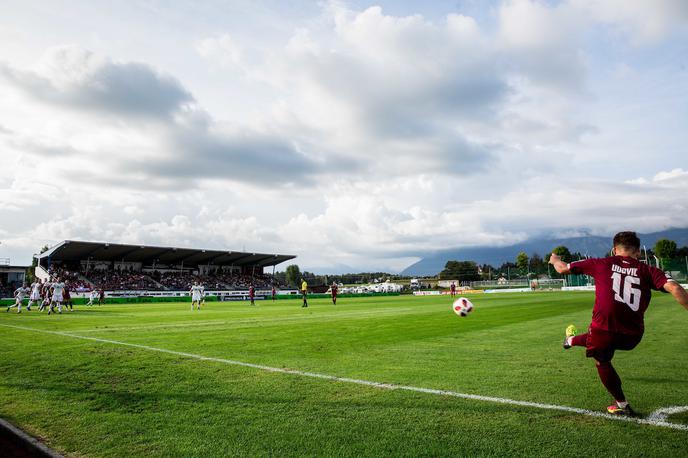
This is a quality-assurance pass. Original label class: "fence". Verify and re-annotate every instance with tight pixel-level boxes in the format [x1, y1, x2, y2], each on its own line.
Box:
[660, 257, 688, 281]
[469, 279, 566, 289]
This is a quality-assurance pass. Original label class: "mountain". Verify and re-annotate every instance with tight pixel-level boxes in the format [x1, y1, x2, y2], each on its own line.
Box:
[400, 228, 688, 276]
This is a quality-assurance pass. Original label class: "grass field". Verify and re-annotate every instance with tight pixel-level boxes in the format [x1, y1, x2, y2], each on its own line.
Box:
[1, 292, 687, 457]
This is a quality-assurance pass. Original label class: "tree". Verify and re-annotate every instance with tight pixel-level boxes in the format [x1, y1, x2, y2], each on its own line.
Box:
[439, 260, 480, 282]
[285, 265, 301, 288]
[498, 262, 517, 279]
[530, 253, 545, 275]
[654, 239, 677, 269]
[479, 264, 495, 280]
[26, 245, 49, 283]
[545, 246, 573, 264]
[516, 252, 529, 275]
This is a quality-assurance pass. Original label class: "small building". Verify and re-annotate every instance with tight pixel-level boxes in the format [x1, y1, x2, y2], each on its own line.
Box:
[0, 263, 29, 299]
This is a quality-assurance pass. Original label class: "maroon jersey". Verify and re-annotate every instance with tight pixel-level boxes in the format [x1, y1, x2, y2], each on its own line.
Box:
[569, 256, 671, 335]
[450, 283, 456, 292]
[331, 285, 338, 296]
[249, 286, 255, 298]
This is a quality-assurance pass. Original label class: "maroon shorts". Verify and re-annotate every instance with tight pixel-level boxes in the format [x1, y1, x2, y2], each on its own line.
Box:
[585, 327, 642, 362]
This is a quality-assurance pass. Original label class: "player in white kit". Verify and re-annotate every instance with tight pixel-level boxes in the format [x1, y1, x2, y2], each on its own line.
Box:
[87, 289, 98, 306]
[26, 280, 43, 311]
[190, 281, 203, 310]
[48, 278, 66, 315]
[7, 283, 30, 313]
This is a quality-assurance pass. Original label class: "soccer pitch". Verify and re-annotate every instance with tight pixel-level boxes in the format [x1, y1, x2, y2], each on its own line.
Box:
[1, 292, 687, 457]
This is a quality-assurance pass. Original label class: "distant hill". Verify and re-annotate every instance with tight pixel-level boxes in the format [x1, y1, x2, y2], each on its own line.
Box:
[400, 228, 688, 276]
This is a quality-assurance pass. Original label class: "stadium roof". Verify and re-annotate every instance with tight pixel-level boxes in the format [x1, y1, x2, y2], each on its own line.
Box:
[37, 240, 296, 269]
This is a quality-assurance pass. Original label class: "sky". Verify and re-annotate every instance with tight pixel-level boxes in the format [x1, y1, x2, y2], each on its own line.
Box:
[0, 0, 687, 273]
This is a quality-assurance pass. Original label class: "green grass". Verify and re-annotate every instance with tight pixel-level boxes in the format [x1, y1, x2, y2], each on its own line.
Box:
[1, 292, 687, 457]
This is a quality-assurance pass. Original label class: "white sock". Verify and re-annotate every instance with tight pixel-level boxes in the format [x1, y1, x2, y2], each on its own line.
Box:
[566, 337, 574, 346]
[617, 401, 628, 408]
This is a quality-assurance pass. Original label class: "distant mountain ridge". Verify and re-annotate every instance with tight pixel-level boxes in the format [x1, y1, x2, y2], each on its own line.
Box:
[400, 228, 688, 276]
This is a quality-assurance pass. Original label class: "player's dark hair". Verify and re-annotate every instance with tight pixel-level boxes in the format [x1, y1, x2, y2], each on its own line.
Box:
[613, 231, 641, 250]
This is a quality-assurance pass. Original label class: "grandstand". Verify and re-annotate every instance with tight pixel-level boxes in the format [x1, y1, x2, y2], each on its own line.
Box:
[34, 240, 296, 295]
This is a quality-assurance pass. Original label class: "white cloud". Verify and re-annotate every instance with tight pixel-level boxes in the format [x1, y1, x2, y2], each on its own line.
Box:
[196, 34, 243, 67]
[0, 46, 194, 119]
[571, 0, 688, 44]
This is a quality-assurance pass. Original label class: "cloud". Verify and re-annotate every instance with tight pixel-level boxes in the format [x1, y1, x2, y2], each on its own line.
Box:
[196, 34, 243, 67]
[0, 46, 193, 119]
[0, 46, 327, 188]
[139, 127, 323, 187]
[571, 0, 688, 44]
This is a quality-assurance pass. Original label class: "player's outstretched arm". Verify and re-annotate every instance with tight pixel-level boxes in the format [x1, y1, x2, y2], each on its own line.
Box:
[664, 281, 688, 311]
[548, 253, 571, 275]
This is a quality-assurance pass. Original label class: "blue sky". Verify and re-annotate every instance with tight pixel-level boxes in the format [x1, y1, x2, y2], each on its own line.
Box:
[0, 0, 686, 273]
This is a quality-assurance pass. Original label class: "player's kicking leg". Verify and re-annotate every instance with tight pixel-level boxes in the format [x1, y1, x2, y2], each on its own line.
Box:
[563, 325, 637, 416]
[7, 301, 21, 313]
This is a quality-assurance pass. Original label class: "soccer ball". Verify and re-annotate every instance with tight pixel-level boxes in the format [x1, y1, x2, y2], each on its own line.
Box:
[452, 297, 474, 317]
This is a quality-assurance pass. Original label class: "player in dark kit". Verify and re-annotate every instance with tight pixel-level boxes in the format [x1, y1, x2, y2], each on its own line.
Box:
[450, 282, 457, 298]
[330, 282, 338, 305]
[271, 285, 276, 302]
[248, 284, 255, 306]
[63, 285, 74, 311]
[550, 231, 688, 416]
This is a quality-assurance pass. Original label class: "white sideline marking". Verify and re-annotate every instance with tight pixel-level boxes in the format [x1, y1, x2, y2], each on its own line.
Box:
[2, 323, 687, 432]
[648, 406, 688, 422]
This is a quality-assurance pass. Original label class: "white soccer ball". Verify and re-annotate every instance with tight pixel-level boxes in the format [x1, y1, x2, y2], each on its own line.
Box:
[452, 297, 474, 317]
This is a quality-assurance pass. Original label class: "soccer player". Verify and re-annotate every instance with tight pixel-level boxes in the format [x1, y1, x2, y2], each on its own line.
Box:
[450, 282, 457, 298]
[190, 281, 202, 311]
[39, 281, 51, 312]
[550, 231, 688, 416]
[48, 278, 66, 314]
[248, 284, 255, 306]
[98, 288, 105, 305]
[63, 284, 74, 311]
[27, 279, 43, 311]
[7, 283, 30, 313]
[87, 289, 98, 306]
[330, 282, 338, 305]
[300, 278, 308, 308]
[200, 283, 206, 308]
[271, 285, 276, 302]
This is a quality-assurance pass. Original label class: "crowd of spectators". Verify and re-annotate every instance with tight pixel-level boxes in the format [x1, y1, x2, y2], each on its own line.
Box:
[47, 267, 93, 292]
[35, 265, 285, 292]
[153, 271, 282, 290]
[85, 270, 161, 291]
[0, 283, 19, 299]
